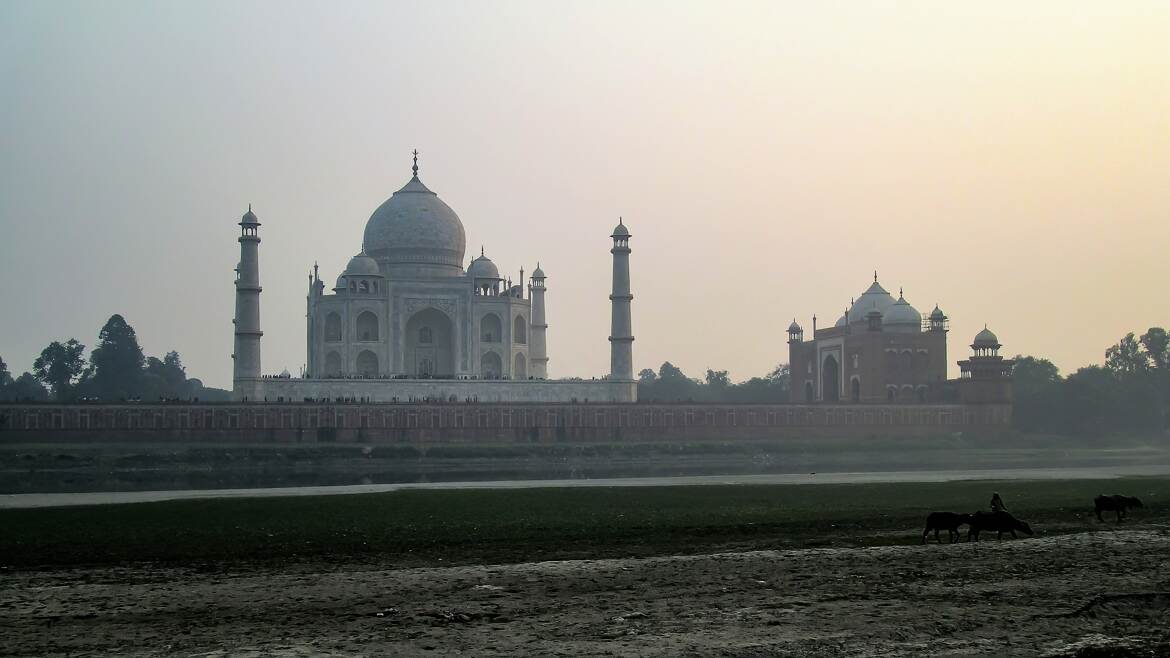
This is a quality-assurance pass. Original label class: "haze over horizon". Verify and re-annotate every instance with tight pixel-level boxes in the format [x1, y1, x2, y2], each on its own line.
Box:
[2, 1, 1167, 389]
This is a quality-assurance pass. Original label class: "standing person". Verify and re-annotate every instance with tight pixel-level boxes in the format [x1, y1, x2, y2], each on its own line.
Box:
[990, 492, 1007, 513]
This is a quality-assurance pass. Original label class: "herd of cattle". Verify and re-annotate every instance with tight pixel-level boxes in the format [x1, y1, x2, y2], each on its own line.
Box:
[921, 494, 1145, 544]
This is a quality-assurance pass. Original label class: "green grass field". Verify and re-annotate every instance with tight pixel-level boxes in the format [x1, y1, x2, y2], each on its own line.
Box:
[3, 477, 1168, 568]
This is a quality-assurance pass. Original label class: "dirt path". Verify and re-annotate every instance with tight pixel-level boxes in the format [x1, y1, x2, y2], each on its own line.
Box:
[3, 530, 1169, 656]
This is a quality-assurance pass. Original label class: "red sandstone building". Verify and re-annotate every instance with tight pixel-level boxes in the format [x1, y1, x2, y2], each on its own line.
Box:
[787, 275, 1012, 406]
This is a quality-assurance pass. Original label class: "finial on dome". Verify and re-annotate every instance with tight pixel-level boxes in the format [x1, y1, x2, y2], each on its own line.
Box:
[619, 216, 624, 225]
[480, 245, 485, 257]
[899, 286, 903, 298]
[412, 149, 419, 177]
[248, 203, 252, 212]
[874, 270, 878, 283]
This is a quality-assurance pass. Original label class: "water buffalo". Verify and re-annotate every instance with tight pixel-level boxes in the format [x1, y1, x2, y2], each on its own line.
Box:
[922, 512, 974, 544]
[967, 511, 1033, 541]
[1094, 494, 1143, 523]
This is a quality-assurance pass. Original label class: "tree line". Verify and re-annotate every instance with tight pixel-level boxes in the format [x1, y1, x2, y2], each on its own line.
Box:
[1013, 327, 1168, 435]
[637, 362, 790, 403]
[0, 314, 229, 402]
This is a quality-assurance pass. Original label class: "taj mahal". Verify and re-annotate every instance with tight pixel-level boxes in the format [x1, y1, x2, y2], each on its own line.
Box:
[231, 152, 638, 403]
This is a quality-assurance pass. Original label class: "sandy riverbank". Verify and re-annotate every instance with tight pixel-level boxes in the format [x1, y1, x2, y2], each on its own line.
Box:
[3, 529, 1168, 656]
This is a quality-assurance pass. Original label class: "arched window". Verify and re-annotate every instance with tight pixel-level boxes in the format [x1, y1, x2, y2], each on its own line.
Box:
[514, 352, 527, 379]
[900, 350, 913, 372]
[350, 281, 357, 293]
[822, 355, 840, 402]
[481, 351, 502, 378]
[804, 381, 814, 403]
[513, 316, 528, 344]
[481, 314, 501, 343]
[887, 387, 896, 402]
[850, 377, 861, 402]
[916, 350, 930, 371]
[356, 311, 378, 342]
[356, 350, 378, 377]
[359, 280, 369, 294]
[325, 351, 342, 377]
[419, 326, 433, 344]
[325, 313, 342, 342]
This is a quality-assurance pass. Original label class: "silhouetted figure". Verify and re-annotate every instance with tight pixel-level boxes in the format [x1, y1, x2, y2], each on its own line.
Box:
[922, 512, 974, 544]
[990, 492, 1007, 513]
[1094, 494, 1143, 523]
[968, 511, 1033, 541]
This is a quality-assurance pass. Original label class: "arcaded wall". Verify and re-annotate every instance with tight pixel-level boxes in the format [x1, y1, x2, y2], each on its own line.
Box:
[0, 401, 1011, 443]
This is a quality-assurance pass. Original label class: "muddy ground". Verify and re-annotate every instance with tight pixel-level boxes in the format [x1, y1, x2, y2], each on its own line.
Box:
[3, 529, 1169, 657]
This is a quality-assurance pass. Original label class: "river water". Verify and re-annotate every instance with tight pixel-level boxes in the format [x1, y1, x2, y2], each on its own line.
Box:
[3, 463, 1170, 509]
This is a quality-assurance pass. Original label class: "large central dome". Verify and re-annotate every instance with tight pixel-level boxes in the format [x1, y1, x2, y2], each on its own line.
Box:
[362, 169, 467, 276]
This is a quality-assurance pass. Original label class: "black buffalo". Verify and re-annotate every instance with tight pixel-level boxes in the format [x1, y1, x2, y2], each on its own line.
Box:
[922, 512, 974, 544]
[967, 511, 1033, 541]
[1094, 494, 1144, 523]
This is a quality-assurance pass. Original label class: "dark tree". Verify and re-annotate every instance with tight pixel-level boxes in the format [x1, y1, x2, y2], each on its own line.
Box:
[0, 356, 12, 388]
[142, 350, 192, 399]
[1140, 328, 1169, 372]
[6, 372, 49, 401]
[1011, 356, 1063, 432]
[637, 368, 657, 384]
[704, 369, 731, 389]
[32, 339, 86, 400]
[1105, 333, 1148, 374]
[90, 314, 145, 399]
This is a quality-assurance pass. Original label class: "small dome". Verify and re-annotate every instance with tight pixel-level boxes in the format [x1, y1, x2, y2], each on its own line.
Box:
[973, 326, 1000, 346]
[611, 219, 630, 237]
[846, 278, 897, 323]
[467, 252, 500, 280]
[532, 263, 546, 278]
[930, 305, 946, 319]
[343, 252, 381, 277]
[240, 205, 259, 225]
[788, 320, 802, 333]
[883, 294, 922, 329]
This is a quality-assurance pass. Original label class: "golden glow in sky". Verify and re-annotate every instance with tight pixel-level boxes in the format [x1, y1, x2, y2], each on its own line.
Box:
[1, 1, 1167, 385]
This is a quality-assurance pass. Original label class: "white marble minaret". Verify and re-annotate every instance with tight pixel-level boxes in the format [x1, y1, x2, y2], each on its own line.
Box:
[608, 218, 634, 380]
[529, 263, 549, 379]
[233, 205, 263, 397]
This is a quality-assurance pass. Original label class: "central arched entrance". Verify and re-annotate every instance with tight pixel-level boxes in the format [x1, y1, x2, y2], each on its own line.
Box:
[822, 354, 840, 402]
[481, 351, 503, 378]
[405, 308, 454, 378]
[356, 350, 378, 377]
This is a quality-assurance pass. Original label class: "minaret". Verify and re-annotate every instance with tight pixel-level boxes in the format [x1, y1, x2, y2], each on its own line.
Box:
[608, 218, 634, 380]
[529, 263, 549, 379]
[233, 205, 263, 397]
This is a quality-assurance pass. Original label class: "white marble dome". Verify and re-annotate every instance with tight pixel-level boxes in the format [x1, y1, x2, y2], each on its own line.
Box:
[343, 252, 381, 277]
[467, 252, 500, 280]
[846, 280, 896, 323]
[883, 294, 921, 332]
[973, 326, 1000, 347]
[362, 175, 467, 273]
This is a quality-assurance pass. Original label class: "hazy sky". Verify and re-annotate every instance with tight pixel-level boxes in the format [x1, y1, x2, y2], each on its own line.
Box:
[2, 1, 1168, 389]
